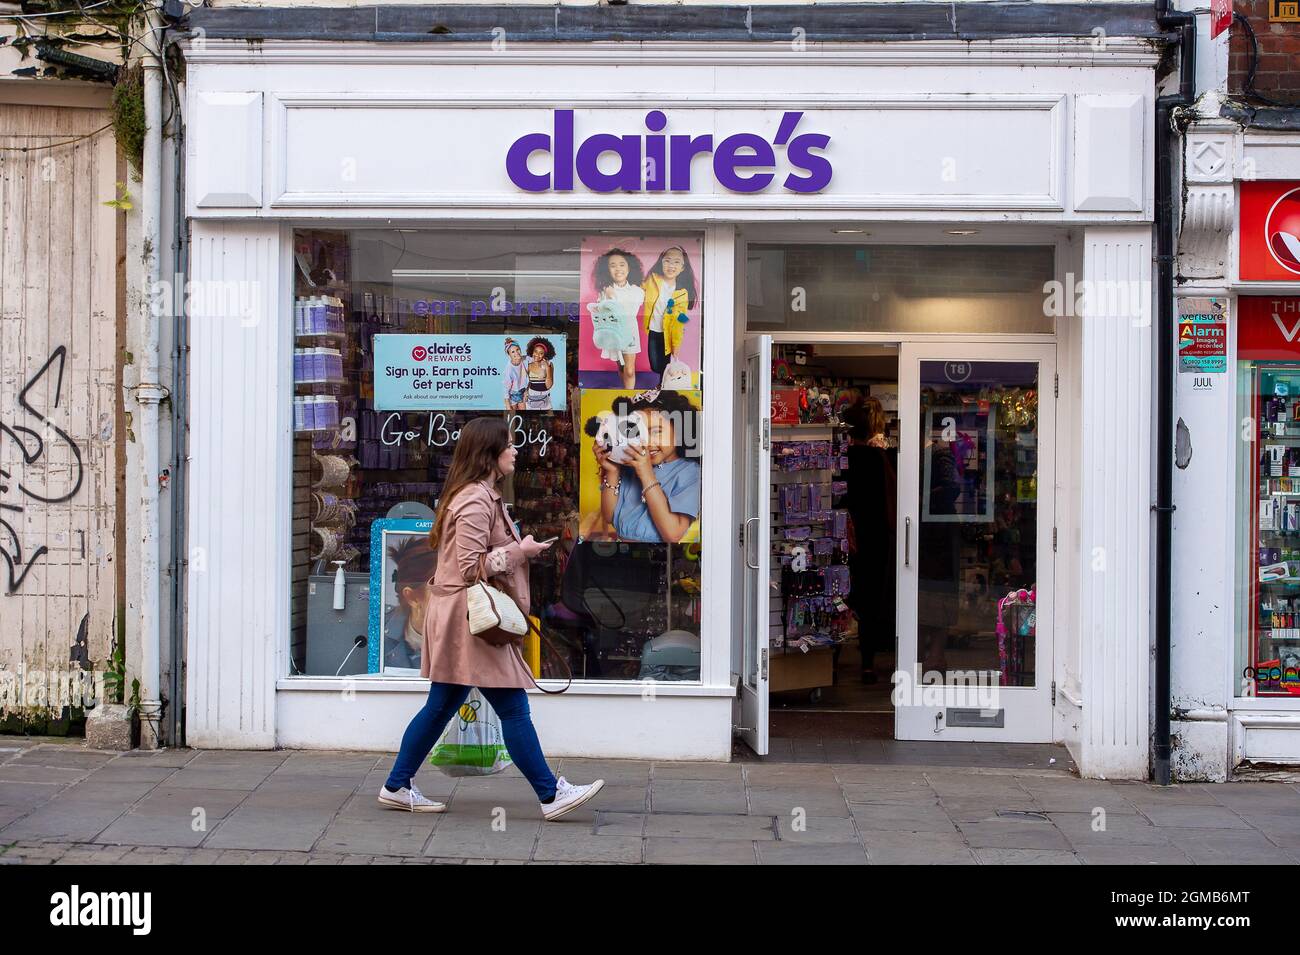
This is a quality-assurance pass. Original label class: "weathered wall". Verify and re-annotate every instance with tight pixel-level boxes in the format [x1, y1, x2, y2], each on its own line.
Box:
[0, 100, 120, 726]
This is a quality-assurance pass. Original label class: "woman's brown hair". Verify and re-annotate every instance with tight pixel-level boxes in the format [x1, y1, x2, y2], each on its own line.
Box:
[428, 416, 512, 550]
[843, 396, 886, 441]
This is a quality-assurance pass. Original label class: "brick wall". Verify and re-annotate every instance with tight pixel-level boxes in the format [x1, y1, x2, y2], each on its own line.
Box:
[1229, 0, 1300, 104]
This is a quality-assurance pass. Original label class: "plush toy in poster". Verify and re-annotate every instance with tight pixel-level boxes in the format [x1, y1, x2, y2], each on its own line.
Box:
[587, 300, 628, 361]
[583, 408, 648, 466]
[659, 359, 693, 391]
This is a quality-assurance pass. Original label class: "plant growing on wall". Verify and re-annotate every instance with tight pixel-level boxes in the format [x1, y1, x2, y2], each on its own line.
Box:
[2, 2, 178, 172]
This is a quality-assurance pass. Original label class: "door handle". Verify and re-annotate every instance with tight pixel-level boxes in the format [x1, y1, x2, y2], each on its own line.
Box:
[905, 516, 911, 567]
[745, 517, 760, 570]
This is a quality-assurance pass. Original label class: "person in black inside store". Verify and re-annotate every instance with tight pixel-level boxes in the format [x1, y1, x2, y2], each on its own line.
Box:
[384, 537, 438, 671]
[842, 397, 897, 684]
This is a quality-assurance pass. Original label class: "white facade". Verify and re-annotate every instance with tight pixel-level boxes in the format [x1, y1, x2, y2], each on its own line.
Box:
[182, 36, 1162, 775]
[1172, 124, 1300, 780]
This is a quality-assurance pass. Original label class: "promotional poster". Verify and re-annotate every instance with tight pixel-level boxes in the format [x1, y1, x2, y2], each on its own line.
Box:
[367, 518, 436, 674]
[374, 334, 567, 411]
[578, 388, 703, 544]
[577, 235, 703, 391]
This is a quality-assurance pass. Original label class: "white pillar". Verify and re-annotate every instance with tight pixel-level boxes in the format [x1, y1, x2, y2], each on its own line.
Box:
[185, 220, 288, 748]
[1075, 225, 1154, 779]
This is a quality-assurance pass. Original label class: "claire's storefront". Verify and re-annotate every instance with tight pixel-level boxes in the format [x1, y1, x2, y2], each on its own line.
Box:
[180, 6, 1165, 777]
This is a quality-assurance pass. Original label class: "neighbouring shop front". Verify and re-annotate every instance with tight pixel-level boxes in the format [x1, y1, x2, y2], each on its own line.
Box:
[1172, 147, 1300, 778]
[180, 8, 1164, 777]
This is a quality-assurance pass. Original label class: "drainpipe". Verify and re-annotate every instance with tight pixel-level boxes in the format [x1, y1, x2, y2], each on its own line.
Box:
[169, 69, 188, 749]
[1153, 0, 1196, 786]
[133, 10, 168, 749]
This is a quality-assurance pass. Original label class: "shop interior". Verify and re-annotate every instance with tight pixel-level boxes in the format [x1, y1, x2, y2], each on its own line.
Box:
[762, 342, 900, 738]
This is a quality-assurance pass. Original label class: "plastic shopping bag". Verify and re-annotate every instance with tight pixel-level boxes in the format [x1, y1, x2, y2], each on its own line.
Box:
[428, 689, 514, 777]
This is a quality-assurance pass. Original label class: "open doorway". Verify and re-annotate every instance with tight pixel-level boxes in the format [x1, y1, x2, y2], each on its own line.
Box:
[765, 342, 899, 740]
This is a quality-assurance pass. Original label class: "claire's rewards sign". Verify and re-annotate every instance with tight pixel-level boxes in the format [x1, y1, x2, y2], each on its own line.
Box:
[374, 334, 566, 411]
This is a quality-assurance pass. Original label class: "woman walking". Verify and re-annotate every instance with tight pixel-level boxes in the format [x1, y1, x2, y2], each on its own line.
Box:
[380, 417, 604, 820]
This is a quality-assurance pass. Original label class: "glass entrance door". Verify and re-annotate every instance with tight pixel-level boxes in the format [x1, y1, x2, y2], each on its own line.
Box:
[895, 345, 1056, 741]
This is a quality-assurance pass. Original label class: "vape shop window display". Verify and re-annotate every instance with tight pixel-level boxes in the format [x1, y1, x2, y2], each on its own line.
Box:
[290, 229, 707, 683]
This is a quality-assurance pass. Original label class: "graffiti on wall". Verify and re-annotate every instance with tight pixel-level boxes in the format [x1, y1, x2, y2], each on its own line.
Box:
[0, 346, 85, 594]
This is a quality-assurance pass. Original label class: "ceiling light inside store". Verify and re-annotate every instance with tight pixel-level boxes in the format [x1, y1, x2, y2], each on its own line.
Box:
[832, 229, 867, 234]
[391, 269, 580, 280]
[945, 229, 980, 236]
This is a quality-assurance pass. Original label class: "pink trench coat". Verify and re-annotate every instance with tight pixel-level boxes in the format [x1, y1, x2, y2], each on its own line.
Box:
[421, 480, 534, 689]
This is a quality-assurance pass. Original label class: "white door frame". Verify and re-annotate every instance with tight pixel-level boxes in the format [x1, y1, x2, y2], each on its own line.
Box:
[895, 342, 1057, 742]
[739, 335, 772, 755]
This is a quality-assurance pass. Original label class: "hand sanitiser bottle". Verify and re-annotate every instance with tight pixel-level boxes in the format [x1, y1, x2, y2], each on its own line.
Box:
[332, 560, 347, 611]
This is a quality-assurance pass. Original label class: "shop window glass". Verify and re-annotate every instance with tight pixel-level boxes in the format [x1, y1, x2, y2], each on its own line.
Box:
[746, 244, 1056, 334]
[1236, 297, 1300, 698]
[290, 229, 705, 682]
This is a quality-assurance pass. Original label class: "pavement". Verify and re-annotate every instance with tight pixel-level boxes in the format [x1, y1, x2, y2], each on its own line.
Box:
[2, 736, 1299, 865]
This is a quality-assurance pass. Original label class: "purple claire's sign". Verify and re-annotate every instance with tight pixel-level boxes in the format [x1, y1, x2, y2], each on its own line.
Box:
[506, 109, 832, 194]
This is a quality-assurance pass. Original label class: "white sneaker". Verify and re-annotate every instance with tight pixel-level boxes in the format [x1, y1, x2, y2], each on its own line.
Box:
[541, 776, 605, 821]
[378, 782, 446, 813]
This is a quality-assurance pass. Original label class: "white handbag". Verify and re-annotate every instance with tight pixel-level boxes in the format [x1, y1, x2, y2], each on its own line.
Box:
[466, 553, 529, 646]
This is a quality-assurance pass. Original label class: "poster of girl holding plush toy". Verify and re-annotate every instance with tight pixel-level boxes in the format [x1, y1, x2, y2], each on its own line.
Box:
[578, 236, 702, 391]
[578, 388, 702, 544]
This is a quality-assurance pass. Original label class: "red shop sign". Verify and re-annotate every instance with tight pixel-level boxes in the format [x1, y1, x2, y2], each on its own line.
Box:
[1238, 296, 1300, 359]
[1240, 181, 1300, 281]
[1210, 0, 1231, 40]
[770, 389, 801, 425]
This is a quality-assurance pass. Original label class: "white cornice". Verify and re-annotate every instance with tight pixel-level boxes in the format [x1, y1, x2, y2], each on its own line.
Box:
[182, 37, 1162, 68]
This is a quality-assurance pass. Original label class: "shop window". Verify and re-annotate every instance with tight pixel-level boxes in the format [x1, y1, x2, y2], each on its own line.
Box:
[1236, 297, 1300, 698]
[746, 244, 1056, 334]
[290, 229, 705, 682]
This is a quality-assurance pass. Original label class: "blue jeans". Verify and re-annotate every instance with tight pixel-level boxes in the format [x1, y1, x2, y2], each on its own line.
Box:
[385, 683, 558, 802]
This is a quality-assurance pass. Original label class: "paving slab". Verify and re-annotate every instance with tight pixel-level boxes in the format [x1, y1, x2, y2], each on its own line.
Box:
[1050, 810, 1174, 848]
[84, 762, 183, 783]
[203, 808, 335, 852]
[850, 802, 960, 834]
[957, 818, 1072, 851]
[645, 837, 757, 865]
[651, 762, 744, 782]
[1074, 844, 1194, 865]
[973, 847, 1081, 864]
[15, 747, 117, 770]
[1139, 805, 1252, 829]
[1112, 782, 1222, 807]
[860, 829, 977, 865]
[93, 787, 249, 847]
[116, 750, 201, 768]
[532, 829, 642, 863]
[0, 781, 63, 810]
[939, 795, 1043, 823]
[1210, 784, 1300, 813]
[553, 759, 652, 786]
[651, 780, 748, 813]
[0, 800, 128, 843]
[591, 811, 646, 837]
[423, 816, 542, 861]
[0, 765, 87, 784]
[314, 819, 438, 857]
[757, 842, 870, 865]
[774, 814, 860, 844]
[746, 764, 842, 787]
[1160, 826, 1297, 864]
[747, 785, 851, 816]
[644, 812, 779, 841]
